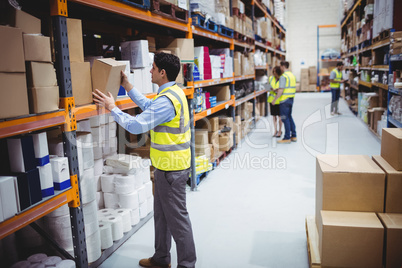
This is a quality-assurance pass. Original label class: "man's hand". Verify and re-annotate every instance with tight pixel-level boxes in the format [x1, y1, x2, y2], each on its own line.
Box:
[121, 70, 133, 93]
[92, 89, 116, 111]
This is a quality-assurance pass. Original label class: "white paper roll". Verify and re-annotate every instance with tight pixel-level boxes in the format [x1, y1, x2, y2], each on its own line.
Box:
[93, 159, 104, 176]
[42, 256, 62, 266]
[104, 193, 119, 209]
[44, 214, 73, 242]
[118, 191, 139, 210]
[80, 168, 96, 204]
[93, 145, 102, 160]
[10, 261, 30, 268]
[144, 181, 153, 199]
[97, 208, 114, 218]
[140, 160, 151, 184]
[138, 185, 146, 204]
[100, 174, 115, 193]
[99, 222, 113, 250]
[47, 204, 69, 217]
[147, 196, 153, 214]
[101, 216, 123, 241]
[86, 230, 101, 263]
[55, 260, 76, 268]
[77, 119, 91, 133]
[114, 175, 135, 194]
[114, 209, 132, 233]
[94, 175, 101, 191]
[139, 199, 148, 219]
[130, 208, 140, 226]
[96, 191, 104, 209]
[77, 134, 95, 170]
[28, 253, 47, 263]
[83, 200, 99, 237]
[30, 263, 46, 268]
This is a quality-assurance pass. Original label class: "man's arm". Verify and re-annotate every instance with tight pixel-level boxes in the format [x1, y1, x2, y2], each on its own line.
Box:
[121, 70, 152, 111]
[272, 76, 286, 104]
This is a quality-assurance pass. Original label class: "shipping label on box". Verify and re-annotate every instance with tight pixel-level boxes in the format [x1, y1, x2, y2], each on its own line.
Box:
[23, 35, 52, 62]
[0, 25, 25, 72]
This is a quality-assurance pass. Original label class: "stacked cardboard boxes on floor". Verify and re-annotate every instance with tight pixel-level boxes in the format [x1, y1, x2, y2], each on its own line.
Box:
[315, 128, 402, 268]
[300, 66, 317, 92]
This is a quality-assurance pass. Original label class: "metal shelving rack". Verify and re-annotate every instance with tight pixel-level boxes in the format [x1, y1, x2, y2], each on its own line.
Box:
[388, 53, 402, 128]
[0, 0, 286, 266]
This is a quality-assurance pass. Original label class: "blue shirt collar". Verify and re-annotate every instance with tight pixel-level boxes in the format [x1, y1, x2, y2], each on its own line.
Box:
[158, 81, 176, 94]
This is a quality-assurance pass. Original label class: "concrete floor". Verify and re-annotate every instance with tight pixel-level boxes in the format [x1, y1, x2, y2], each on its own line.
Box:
[98, 92, 381, 268]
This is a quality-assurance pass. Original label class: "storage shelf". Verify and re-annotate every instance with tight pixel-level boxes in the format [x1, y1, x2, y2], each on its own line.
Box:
[255, 89, 268, 98]
[341, 0, 362, 28]
[321, 59, 342, 62]
[0, 110, 65, 139]
[388, 116, 402, 128]
[318, 73, 330, 76]
[192, 27, 233, 44]
[389, 86, 402, 95]
[194, 99, 234, 121]
[390, 54, 402, 61]
[89, 212, 153, 267]
[254, 0, 285, 33]
[255, 65, 268, 70]
[234, 40, 254, 50]
[371, 82, 388, 90]
[69, 0, 189, 32]
[234, 74, 255, 82]
[194, 77, 234, 88]
[276, 50, 286, 56]
[359, 80, 372, 88]
[255, 41, 276, 53]
[370, 39, 390, 50]
[0, 187, 73, 240]
[360, 66, 371, 70]
[372, 65, 389, 71]
[235, 93, 256, 106]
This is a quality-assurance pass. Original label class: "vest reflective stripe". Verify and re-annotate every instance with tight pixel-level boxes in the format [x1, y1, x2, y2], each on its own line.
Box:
[150, 84, 191, 171]
[330, 69, 342, 88]
[279, 71, 296, 102]
[267, 76, 280, 105]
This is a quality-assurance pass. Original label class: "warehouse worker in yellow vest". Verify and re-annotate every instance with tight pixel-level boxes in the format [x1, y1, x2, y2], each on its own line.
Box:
[93, 53, 196, 268]
[267, 66, 284, 138]
[329, 62, 346, 115]
[272, 61, 297, 144]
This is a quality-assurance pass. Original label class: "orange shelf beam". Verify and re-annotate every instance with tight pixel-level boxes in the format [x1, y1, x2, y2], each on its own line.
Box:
[235, 93, 255, 106]
[69, 0, 189, 32]
[192, 27, 232, 44]
[194, 99, 234, 121]
[0, 110, 65, 139]
[234, 74, 255, 82]
[234, 40, 255, 50]
[254, 0, 285, 33]
[255, 89, 268, 98]
[194, 77, 234, 88]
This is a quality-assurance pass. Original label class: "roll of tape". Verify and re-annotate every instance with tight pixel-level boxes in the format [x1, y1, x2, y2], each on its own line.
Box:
[27, 253, 47, 263]
[99, 222, 113, 250]
[42, 256, 62, 266]
[86, 230, 101, 263]
[114, 175, 135, 194]
[130, 208, 140, 226]
[100, 174, 115, 193]
[104, 193, 119, 209]
[55, 259, 76, 268]
[101, 216, 123, 241]
[114, 209, 132, 233]
[118, 191, 139, 210]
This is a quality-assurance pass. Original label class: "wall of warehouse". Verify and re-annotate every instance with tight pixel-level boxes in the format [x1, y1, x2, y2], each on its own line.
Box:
[286, 0, 343, 81]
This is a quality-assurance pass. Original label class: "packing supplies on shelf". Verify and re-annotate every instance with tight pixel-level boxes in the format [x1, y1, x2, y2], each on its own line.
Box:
[121, 40, 150, 68]
[81, 167, 96, 204]
[22, 34, 52, 62]
[7, 136, 36, 173]
[0, 176, 19, 221]
[8, 9, 41, 34]
[71, 62, 93, 106]
[31, 132, 50, 166]
[44, 206, 74, 253]
[91, 58, 127, 100]
[67, 18, 84, 63]
[210, 55, 222, 79]
[101, 215, 123, 241]
[77, 133, 95, 171]
[381, 128, 402, 171]
[37, 163, 54, 198]
[49, 156, 71, 190]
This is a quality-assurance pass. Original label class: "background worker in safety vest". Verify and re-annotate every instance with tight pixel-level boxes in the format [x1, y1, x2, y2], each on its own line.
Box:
[329, 62, 346, 115]
[272, 61, 297, 144]
[267, 66, 284, 138]
[93, 52, 196, 268]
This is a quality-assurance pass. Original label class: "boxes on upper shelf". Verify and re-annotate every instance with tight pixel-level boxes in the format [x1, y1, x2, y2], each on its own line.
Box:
[0, 73, 29, 119]
[381, 128, 402, 171]
[71, 62, 93, 106]
[0, 25, 25, 72]
[26, 62, 58, 88]
[28, 86, 60, 114]
[209, 85, 230, 102]
[9, 9, 41, 34]
[319, 211, 384, 268]
[167, 38, 194, 62]
[121, 40, 150, 68]
[67, 18, 85, 63]
[23, 35, 52, 62]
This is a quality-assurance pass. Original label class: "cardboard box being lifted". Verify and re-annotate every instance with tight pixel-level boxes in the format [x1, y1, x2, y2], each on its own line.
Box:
[316, 155, 385, 228]
[91, 58, 127, 100]
[381, 128, 402, 171]
[378, 213, 402, 268]
[319, 211, 384, 268]
[0, 25, 25, 72]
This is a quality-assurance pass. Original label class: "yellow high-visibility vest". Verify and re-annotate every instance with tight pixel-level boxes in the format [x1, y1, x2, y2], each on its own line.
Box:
[150, 84, 191, 171]
[330, 69, 342, 88]
[267, 76, 280, 105]
[279, 71, 296, 102]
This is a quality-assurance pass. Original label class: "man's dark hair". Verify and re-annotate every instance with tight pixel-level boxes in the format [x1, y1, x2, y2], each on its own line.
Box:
[154, 52, 181, 81]
[273, 66, 283, 77]
[280, 61, 289, 69]
[337, 62, 344, 67]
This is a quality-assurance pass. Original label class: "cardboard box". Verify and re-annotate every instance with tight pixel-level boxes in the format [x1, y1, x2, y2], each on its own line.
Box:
[167, 38, 194, 62]
[219, 117, 233, 129]
[319, 211, 384, 268]
[372, 155, 402, 213]
[91, 58, 127, 100]
[195, 130, 209, 152]
[210, 85, 230, 102]
[67, 18, 84, 63]
[219, 130, 233, 152]
[71, 62, 93, 106]
[121, 40, 150, 68]
[316, 155, 386, 228]
[308, 84, 316, 92]
[28, 86, 59, 114]
[26, 62, 58, 88]
[309, 66, 317, 84]
[381, 128, 402, 171]
[0, 73, 29, 119]
[235, 115, 241, 125]
[9, 9, 41, 34]
[147, 36, 156, 53]
[208, 131, 219, 147]
[377, 213, 402, 268]
[0, 26, 25, 72]
[23, 34, 52, 62]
